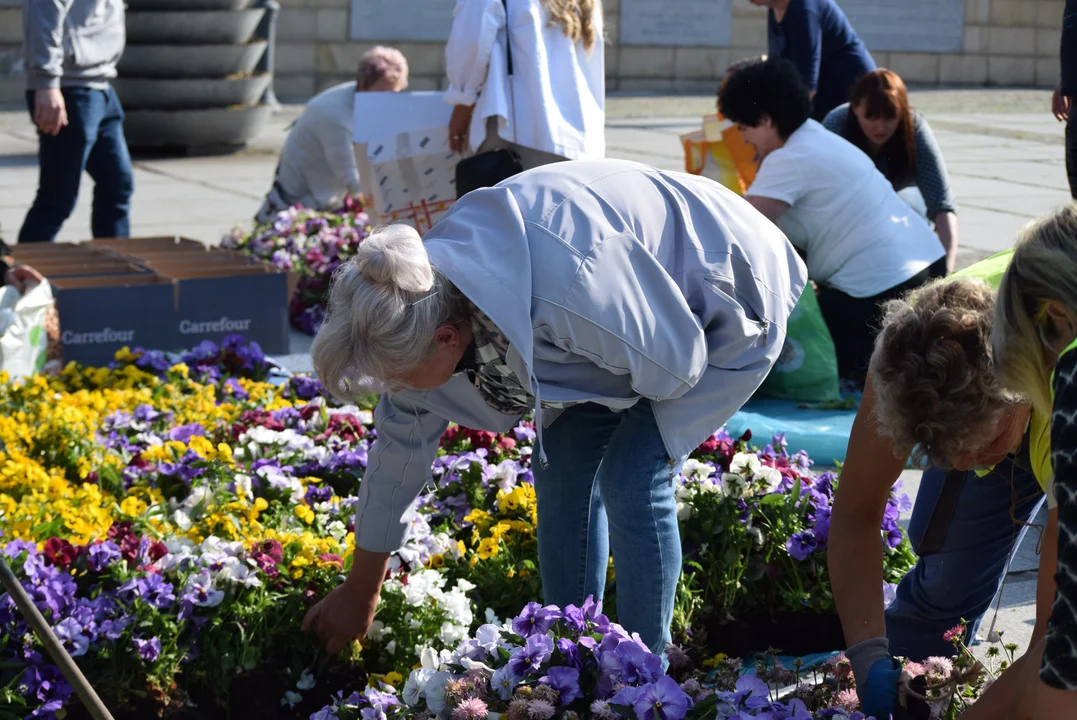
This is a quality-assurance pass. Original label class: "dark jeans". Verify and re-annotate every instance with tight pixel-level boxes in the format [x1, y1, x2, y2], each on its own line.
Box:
[19, 86, 134, 243]
[886, 457, 1045, 660]
[816, 257, 947, 385]
[1068, 110, 1077, 200]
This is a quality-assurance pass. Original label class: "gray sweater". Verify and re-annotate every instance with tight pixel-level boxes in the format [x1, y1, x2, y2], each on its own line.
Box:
[23, 0, 125, 90]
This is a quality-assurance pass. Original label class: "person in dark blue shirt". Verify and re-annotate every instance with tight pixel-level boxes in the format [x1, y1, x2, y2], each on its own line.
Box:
[752, 0, 876, 120]
[1054, 0, 1077, 198]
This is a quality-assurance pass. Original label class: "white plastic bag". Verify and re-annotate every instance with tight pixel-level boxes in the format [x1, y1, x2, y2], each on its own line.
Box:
[0, 281, 53, 378]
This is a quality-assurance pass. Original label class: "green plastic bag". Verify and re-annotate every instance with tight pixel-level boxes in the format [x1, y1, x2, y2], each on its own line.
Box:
[758, 288, 840, 402]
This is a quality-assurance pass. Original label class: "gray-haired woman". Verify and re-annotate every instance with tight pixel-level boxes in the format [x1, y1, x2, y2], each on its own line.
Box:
[301, 159, 807, 656]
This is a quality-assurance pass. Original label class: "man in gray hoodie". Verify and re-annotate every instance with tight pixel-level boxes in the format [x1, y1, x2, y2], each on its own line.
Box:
[20, 0, 133, 243]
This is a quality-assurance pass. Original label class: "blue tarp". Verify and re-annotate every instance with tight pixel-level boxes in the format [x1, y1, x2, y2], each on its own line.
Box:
[725, 396, 860, 466]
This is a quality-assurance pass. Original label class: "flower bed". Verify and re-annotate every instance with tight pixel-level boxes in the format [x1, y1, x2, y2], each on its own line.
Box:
[312, 602, 1002, 720]
[0, 337, 925, 719]
[222, 197, 371, 335]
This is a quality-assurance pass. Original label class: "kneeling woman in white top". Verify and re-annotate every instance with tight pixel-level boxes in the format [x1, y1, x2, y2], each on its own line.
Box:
[719, 57, 946, 386]
[445, 0, 605, 168]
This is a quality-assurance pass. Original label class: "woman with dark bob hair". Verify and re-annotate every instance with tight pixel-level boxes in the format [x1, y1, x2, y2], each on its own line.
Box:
[718, 57, 946, 385]
[823, 69, 960, 274]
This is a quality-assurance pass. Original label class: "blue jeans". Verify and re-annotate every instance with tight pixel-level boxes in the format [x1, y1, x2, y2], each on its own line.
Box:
[19, 86, 134, 243]
[886, 457, 1045, 660]
[532, 401, 684, 654]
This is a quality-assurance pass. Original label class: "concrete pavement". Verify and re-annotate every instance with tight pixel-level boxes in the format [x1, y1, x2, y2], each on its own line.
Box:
[0, 88, 1065, 659]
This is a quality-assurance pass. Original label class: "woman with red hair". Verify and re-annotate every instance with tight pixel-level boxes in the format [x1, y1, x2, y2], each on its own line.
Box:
[823, 69, 960, 275]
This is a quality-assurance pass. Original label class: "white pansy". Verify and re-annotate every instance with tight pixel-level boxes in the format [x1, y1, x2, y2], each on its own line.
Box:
[474, 624, 501, 655]
[424, 671, 454, 715]
[201, 537, 245, 557]
[220, 561, 262, 587]
[419, 646, 440, 670]
[721, 472, 748, 498]
[403, 668, 433, 706]
[181, 485, 211, 512]
[676, 502, 693, 521]
[490, 460, 519, 491]
[438, 621, 468, 646]
[233, 473, 253, 500]
[171, 509, 192, 531]
[327, 520, 347, 542]
[759, 466, 784, 492]
[730, 452, 761, 478]
[484, 608, 502, 627]
[681, 458, 715, 481]
[385, 640, 397, 655]
[280, 691, 302, 708]
[296, 669, 316, 690]
[366, 620, 388, 641]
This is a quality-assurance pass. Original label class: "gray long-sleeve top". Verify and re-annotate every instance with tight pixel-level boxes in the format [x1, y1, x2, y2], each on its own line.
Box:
[822, 103, 957, 219]
[22, 0, 125, 90]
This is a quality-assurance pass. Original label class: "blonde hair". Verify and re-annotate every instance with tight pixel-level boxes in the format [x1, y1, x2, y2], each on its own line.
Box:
[993, 204, 1077, 417]
[540, 0, 601, 52]
[870, 276, 1022, 467]
[310, 224, 468, 401]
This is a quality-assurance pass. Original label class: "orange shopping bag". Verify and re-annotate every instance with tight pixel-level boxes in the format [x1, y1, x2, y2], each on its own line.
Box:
[681, 130, 746, 194]
[703, 112, 759, 188]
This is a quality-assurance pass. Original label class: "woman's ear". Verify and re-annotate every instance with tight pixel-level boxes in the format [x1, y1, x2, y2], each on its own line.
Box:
[1045, 300, 1077, 348]
[434, 323, 462, 349]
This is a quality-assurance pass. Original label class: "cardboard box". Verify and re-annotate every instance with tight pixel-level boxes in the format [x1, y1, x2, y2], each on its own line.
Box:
[14, 237, 290, 365]
[353, 91, 460, 234]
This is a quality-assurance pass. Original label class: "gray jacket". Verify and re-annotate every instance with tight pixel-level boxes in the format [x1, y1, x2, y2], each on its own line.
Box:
[354, 160, 808, 552]
[23, 0, 125, 90]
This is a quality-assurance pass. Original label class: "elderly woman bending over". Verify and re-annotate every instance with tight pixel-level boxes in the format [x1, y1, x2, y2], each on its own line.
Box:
[301, 159, 806, 655]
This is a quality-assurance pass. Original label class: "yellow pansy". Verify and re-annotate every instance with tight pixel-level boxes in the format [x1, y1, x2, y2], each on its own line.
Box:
[477, 537, 499, 560]
[119, 496, 147, 517]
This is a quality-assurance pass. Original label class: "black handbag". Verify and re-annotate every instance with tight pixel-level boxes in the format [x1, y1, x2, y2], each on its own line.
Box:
[454, 0, 524, 197]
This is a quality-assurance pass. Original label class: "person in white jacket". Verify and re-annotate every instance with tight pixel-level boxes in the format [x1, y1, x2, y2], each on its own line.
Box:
[445, 0, 605, 167]
[254, 46, 409, 224]
[301, 159, 806, 659]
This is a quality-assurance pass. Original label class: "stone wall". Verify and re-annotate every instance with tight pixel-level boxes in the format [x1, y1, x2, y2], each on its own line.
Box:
[0, 0, 1067, 104]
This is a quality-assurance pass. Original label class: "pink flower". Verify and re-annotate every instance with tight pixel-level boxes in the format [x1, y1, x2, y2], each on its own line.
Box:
[903, 662, 926, 677]
[452, 698, 489, 720]
[835, 689, 859, 712]
[924, 657, 954, 679]
[943, 624, 966, 643]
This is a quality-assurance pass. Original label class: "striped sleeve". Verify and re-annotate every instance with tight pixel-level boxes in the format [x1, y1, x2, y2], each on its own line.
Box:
[913, 113, 957, 218]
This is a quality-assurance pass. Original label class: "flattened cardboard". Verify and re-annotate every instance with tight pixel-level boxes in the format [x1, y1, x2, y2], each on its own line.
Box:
[33, 236, 291, 364]
[88, 237, 206, 252]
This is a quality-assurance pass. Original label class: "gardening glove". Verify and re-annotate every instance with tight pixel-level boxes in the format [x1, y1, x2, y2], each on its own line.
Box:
[847, 636, 900, 720]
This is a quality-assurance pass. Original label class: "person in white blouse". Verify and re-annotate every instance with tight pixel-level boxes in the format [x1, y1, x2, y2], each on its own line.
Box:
[719, 57, 946, 387]
[445, 0, 606, 168]
[254, 47, 409, 224]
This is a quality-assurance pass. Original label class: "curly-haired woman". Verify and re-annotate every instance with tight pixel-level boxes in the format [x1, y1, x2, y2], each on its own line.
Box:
[829, 250, 1056, 720]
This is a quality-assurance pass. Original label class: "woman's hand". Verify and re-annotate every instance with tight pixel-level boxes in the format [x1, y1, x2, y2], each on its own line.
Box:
[449, 104, 475, 154]
[4, 265, 44, 293]
[302, 548, 390, 655]
[1053, 81, 1070, 122]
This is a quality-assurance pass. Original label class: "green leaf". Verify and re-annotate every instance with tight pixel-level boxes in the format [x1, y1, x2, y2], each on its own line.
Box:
[759, 493, 785, 506]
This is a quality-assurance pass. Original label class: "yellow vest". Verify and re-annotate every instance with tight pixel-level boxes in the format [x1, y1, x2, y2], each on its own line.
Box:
[949, 250, 1052, 491]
